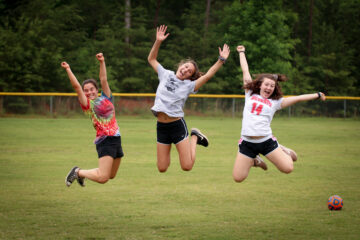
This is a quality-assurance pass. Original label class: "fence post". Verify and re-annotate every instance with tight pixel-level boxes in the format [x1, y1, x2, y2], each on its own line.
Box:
[288, 106, 291, 118]
[232, 98, 235, 118]
[344, 99, 346, 118]
[0, 96, 3, 114]
[50, 96, 53, 116]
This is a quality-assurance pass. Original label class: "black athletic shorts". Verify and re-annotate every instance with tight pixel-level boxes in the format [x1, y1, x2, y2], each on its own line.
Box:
[238, 136, 278, 158]
[96, 136, 124, 159]
[157, 118, 189, 145]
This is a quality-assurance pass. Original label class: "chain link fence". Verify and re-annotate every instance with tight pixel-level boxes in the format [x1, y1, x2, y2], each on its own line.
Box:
[0, 94, 359, 118]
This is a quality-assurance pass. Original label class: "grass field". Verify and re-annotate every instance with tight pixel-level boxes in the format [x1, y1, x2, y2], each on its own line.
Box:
[0, 116, 359, 240]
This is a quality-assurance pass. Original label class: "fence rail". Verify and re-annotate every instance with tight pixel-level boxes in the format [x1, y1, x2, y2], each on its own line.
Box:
[0, 92, 359, 118]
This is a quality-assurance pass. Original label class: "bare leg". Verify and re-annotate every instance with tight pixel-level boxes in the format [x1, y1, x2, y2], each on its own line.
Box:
[78, 156, 114, 184]
[110, 157, 121, 179]
[233, 152, 254, 183]
[265, 147, 294, 173]
[156, 143, 171, 172]
[175, 135, 197, 171]
[279, 144, 297, 161]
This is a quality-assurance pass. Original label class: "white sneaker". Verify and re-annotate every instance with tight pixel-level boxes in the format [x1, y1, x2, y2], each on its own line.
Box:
[254, 155, 268, 170]
[280, 145, 297, 161]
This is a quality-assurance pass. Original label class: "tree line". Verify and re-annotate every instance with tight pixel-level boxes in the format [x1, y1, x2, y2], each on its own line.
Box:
[0, 0, 359, 96]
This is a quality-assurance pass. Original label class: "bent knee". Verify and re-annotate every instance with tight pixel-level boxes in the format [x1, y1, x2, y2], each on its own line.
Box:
[158, 166, 168, 173]
[181, 165, 193, 171]
[233, 173, 248, 183]
[97, 176, 110, 184]
[279, 164, 294, 174]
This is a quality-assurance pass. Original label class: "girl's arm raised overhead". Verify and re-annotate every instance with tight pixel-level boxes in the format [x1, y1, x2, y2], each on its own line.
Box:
[96, 53, 111, 98]
[148, 25, 170, 73]
[61, 62, 88, 107]
[281, 92, 326, 108]
[237, 45, 252, 88]
[194, 43, 230, 92]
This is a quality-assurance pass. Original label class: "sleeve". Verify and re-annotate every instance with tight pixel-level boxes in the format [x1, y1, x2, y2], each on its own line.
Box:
[189, 81, 197, 94]
[101, 91, 113, 102]
[80, 98, 90, 112]
[245, 90, 252, 100]
[157, 64, 167, 83]
[274, 98, 284, 110]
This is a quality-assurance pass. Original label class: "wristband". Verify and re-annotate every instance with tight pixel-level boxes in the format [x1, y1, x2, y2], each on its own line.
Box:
[238, 51, 245, 53]
[218, 56, 226, 63]
[317, 92, 321, 99]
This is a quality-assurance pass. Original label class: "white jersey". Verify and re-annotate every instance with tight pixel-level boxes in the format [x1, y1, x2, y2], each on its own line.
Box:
[241, 90, 283, 137]
[151, 64, 197, 118]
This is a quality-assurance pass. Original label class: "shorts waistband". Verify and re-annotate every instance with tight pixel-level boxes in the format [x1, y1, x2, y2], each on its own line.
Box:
[241, 134, 273, 143]
[157, 118, 184, 126]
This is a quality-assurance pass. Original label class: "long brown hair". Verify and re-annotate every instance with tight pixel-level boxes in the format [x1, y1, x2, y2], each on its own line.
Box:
[244, 73, 287, 100]
[176, 58, 204, 81]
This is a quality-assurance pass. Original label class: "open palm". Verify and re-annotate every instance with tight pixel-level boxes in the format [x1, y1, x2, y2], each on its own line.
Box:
[156, 25, 170, 42]
[219, 44, 230, 60]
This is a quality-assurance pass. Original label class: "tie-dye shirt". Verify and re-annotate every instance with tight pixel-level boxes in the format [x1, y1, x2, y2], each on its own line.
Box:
[80, 92, 120, 144]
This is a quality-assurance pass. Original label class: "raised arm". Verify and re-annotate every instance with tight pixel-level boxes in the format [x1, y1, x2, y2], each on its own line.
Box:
[194, 43, 230, 92]
[281, 92, 326, 108]
[147, 25, 170, 73]
[237, 45, 252, 88]
[96, 53, 111, 98]
[61, 62, 88, 107]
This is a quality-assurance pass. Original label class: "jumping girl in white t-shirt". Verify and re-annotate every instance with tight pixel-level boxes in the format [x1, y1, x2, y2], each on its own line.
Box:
[233, 45, 326, 182]
[147, 25, 230, 172]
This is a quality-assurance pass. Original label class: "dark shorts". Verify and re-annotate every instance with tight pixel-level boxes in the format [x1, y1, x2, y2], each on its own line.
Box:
[238, 137, 279, 158]
[157, 118, 189, 145]
[96, 136, 124, 159]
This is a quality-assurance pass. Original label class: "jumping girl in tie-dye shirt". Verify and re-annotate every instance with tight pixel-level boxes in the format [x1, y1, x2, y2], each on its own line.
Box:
[61, 53, 124, 187]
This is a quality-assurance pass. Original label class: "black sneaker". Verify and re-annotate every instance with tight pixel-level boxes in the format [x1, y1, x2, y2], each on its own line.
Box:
[254, 155, 268, 171]
[77, 177, 85, 187]
[190, 128, 209, 147]
[65, 166, 79, 187]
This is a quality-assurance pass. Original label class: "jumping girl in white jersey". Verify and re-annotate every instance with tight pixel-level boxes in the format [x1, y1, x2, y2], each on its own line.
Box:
[233, 45, 326, 182]
[148, 25, 230, 172]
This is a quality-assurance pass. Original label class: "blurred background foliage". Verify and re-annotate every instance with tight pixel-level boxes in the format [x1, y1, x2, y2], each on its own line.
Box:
[0, 0, 359, 96]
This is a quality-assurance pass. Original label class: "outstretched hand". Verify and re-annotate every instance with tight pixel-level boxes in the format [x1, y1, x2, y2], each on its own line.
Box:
[319, 92, 326, 101]
[156, 25, 170, 42]
[96, 53, 105, 62]
[237, 45, 245, 53]
[219, 43, 230, 60]
[61, 62, 70, 69]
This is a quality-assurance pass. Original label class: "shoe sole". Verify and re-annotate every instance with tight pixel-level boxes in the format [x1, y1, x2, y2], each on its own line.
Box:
[191, 128, 209, 147]
[65, 166, 78, 187]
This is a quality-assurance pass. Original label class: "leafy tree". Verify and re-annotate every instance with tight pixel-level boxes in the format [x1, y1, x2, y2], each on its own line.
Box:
[217, 0, 297, 94]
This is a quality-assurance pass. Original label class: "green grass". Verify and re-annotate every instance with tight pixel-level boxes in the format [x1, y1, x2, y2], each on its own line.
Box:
[0, 116, 359, 240]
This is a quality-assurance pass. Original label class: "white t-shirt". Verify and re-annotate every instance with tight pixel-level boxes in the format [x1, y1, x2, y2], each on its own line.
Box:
[241, 90, 283, 137]
[151, 64, 197, 117]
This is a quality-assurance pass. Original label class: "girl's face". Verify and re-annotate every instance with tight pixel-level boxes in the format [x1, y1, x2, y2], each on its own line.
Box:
[176, 62, 196, 80]
[83, 83, 98, 100]
[260, 78, 276, 99]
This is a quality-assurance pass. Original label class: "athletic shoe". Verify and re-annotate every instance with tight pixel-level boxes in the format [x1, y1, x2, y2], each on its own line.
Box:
[280, 145, 298, 162]
[254, 155, 268, 170]
[77, 176, 85, 187]
[65, 166, 79, 187]
[190, 128, 209, 147]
